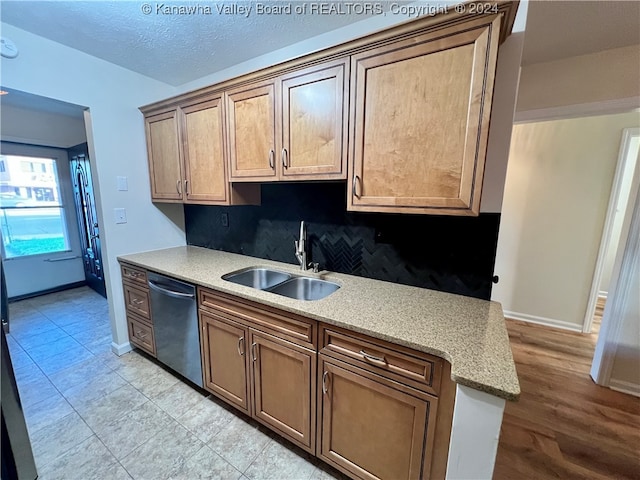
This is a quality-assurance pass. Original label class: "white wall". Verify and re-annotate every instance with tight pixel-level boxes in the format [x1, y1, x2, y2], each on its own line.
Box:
[517, 44, 640, 114]
[0, 22, 186, 350]
[599, 135, 640, 296]
[493, 112, 640, 330]
[0, 104, 87, 148]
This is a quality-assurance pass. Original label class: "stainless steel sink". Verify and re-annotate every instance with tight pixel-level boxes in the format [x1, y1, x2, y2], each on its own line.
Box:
[267, 277, 340, 301]
[222, 268, 292, 290]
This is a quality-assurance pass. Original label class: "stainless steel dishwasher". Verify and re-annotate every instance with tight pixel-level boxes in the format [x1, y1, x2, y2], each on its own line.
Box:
[147, 272, 203, 387]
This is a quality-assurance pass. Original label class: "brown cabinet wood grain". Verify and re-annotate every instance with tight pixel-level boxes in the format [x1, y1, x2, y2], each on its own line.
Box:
[250, 330, 316, 452]
[226, 59, 348, 182]
[348, 15, 502, 216]
[144, 97, 260, 205]
[145, 110, 183, 202]
[127, 313, 156, 357]
[200, 311, 250, 413]
[318, 356, 436, 480]
[226, 81, 278, 180]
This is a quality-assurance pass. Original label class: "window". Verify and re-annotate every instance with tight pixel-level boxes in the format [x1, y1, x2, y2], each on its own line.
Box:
[0, 155, 71, 258]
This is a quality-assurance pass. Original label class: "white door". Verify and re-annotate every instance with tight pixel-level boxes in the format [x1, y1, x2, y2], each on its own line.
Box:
[0, 143, 84, 298]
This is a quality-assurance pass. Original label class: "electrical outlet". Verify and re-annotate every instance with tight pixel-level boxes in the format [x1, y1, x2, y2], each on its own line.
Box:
[221, 213, 229, 227]
[114, 208, 127, 224]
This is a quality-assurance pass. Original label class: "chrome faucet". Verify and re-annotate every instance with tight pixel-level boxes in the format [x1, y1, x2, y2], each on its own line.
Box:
[294, 221, 307, 270]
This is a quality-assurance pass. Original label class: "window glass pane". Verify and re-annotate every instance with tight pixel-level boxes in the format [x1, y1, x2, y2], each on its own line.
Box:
[0, 155, 70, 258]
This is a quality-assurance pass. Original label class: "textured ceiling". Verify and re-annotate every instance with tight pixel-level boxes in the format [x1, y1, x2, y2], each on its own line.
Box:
[522, 0, 640, 66]
[0, 1, 380, 86]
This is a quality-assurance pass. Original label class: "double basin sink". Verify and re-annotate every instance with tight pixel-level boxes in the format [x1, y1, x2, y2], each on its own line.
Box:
[222, 267, 339, 301]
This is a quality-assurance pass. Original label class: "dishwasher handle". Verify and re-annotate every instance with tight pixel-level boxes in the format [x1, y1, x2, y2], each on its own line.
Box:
[148, 280, 195, 299]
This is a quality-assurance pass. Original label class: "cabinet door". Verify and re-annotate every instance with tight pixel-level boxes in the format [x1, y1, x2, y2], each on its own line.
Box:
[226, 81, 277, 180]
[145, 110, 184, 201]
[250, 330, 316, 452]
[200, 312, 250, 413]
[318, 357, 431, 480]
[281, 59, 348, 180]
[181, 97, 229, 204]
[348, 16, 501, 216]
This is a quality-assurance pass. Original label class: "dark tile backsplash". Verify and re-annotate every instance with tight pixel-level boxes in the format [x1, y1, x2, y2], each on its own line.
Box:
[185, 183, 500, 300]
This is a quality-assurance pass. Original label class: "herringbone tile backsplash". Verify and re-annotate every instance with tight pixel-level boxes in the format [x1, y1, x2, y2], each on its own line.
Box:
[185, 183, 500, 300]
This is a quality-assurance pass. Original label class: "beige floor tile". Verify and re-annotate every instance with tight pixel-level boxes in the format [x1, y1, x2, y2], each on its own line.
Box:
[27, 335, 84, 362]
[47, 355, 113, 392]
[309, 464, 350, 480]
[18, 376, 60, 409]
[151, 380, 207, 419]
[178, 396, 234, 443]
[244, 439, 316, 480]
[168, 445, 242, 480]
[30, 412, 93, 469]
[24, 392, 74, 435]
[209, 416, 273, 472]
[128, 366, 181, 399]
[70, 323, 112, 345]
[12, 326, 69, 351]
[74, 384, 147, 433]
[61, 369, 128, 408]
[96, 401, 174, 460]
[120, 422, 204, 480]
[115, 351, 164, 382]
[37, 435, 121, 480]
[36, 345, 96, 376]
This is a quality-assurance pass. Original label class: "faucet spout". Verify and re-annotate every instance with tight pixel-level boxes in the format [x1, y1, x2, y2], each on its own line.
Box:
[294, 221, 307, 270]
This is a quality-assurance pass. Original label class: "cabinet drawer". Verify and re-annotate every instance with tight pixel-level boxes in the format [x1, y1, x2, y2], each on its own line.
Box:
[121, 264, 148, 286]
[124, 283, 151, 320]
[128, 314, 156, 356]
[320, 326, 441, 394]
[199, 288, 316, 349]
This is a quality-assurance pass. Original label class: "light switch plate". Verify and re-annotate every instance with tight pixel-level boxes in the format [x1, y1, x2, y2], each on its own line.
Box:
[114, 208, 127, 224]
[117, 176, 128, 191]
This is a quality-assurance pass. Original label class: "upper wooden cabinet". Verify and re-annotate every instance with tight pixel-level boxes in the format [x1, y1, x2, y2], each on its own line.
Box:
[145, 110, 183, 201]
[226, 59, 348, 182]
[347, 15, 502, 216]
[144, 96, 260, 205]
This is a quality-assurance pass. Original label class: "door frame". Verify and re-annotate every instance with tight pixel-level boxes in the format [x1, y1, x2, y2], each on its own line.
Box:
[590, 176, 640, 388]
[582, 127, 640, 333]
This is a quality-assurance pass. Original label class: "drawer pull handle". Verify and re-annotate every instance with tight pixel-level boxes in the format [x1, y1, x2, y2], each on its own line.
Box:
[268, 150, 275, 170]
[322, 371, 329, 395]
[352, 175, 361, 198]
[281, 148, 288, 169]
[176, 179, 182, 195]
[237, 336, 245, 356]
[360, 350, 387, 366]
[251, 342, 257, 362]
[135, 330, 148, 339]
[131, 298, 144, 306]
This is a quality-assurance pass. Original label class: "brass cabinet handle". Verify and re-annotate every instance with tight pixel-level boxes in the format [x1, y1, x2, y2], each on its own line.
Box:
[251, 342, 257, 362]
[281, 148, 288, 169]
[322, 371, 329, 395]
[352, 175, 361, 198]
[237, 336, 245, 356]
[176, 179, 182, 195]
[268, 150, 275, 169]
[360, 350, 387, 366]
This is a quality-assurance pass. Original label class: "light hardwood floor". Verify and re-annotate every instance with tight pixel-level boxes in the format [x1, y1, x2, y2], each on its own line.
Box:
[495, 298, 640, 480]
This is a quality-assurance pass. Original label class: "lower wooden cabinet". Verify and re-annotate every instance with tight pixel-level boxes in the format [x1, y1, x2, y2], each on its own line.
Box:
[318, 356, 436, 480]
[127, 312, 156, 357]
[251, 330, 315, 451]
[200, 312, 250, 413]
[199, 305, 316, 452]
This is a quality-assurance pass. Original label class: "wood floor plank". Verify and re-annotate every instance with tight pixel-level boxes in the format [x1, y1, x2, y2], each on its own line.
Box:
[494, 314, 640, 480]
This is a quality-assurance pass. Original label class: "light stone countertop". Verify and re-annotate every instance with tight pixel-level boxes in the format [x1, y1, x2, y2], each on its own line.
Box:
[118, 245, 520, 401]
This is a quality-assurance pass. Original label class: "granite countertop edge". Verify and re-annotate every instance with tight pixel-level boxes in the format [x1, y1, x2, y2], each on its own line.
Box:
[118, 246, 520, 401]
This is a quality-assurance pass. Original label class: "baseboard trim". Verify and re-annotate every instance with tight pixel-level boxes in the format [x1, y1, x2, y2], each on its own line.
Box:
[503, 311, 583, 332]
[111, 341, 133, 356]
[609, 379, 640, 397]
[8, 281, 87, 302]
